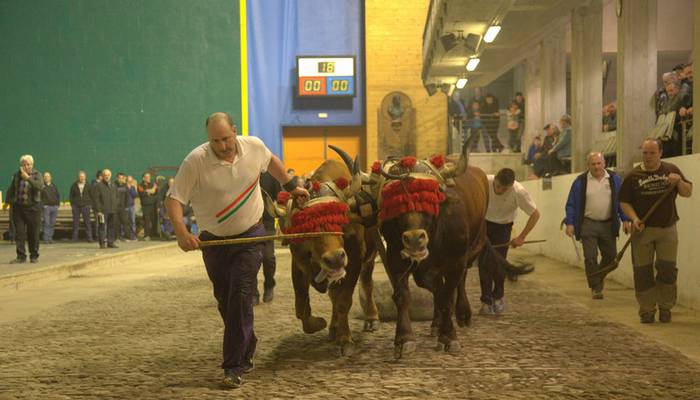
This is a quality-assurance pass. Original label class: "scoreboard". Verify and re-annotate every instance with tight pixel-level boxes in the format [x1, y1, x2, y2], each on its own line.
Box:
[297, 56, 355, 97]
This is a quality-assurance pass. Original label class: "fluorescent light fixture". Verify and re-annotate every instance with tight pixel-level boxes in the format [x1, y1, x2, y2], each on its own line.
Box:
[484, 25, 501, 43]
[466, 57, 480, 71]
[456, 78, 468, 89]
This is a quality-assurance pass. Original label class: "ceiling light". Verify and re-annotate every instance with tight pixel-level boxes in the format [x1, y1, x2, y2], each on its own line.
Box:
[466, 57, 480, 71]
[484, 25, 501, 43]
[456, 78, 468, 89]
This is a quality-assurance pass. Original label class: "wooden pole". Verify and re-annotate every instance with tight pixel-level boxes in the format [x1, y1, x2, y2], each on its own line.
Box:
[198, 231, 344, 248]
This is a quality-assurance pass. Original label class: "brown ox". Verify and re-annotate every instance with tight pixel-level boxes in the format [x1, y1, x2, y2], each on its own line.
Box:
[377, 146, 516, 358]
[266, 152, 380, 356]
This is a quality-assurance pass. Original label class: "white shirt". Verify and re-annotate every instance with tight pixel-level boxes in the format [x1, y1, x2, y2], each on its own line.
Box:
[584, 170, 612, 221]
[78, 182, 85, 195]
[485, 175, 537, 224]
[168, 136, 272, 236]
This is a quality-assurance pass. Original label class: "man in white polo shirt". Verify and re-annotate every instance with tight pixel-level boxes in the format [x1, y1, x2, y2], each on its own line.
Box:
[480, 168, 540, 315]
[564, 152, 630, 300]
[166, 112, 308, 389]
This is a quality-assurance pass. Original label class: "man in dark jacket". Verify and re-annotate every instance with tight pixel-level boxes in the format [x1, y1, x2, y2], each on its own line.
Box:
[255, 172, 281, 304]
[93, 169, 119, 248]
[138, 172, 159, 240]
[564, 152, 631, 299]
[4, 155, 44, 263]
[69, 171, 94, 242]
[114, 172, 134, 241]
[40, 171, 60, 244]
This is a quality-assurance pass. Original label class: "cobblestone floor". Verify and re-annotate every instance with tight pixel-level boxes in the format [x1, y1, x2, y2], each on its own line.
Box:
[1, 250, 699, 399]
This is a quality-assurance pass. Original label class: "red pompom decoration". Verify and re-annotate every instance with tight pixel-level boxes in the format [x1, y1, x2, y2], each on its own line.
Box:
[277, 191, 291, 205]
[379, 178, 445, 221]
[429, 154, 445, 169]
[282, 201, 350, 242]
[334, 177, 349, 190]
[371, 161, 382, 174]
[311, 181, 321, 192]
[400, 156, 417, 169]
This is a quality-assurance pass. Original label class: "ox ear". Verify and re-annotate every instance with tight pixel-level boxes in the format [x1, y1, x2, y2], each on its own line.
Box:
[263, 190, 287, 218]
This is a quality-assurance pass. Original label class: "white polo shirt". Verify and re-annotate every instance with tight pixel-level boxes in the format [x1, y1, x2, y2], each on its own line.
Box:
[168, 136, 272, 236]
[584, 170, 612, 221]
[485, 175, 537, 224]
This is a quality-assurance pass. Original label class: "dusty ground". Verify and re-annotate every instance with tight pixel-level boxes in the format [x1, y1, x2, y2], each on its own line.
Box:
[1, 248, 699, 399]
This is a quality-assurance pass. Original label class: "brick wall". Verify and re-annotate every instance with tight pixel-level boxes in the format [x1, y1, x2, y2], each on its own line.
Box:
[365, 0, 447, 167]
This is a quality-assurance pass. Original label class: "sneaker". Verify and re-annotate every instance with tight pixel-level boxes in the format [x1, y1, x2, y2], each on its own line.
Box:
[478, 302, 495, 315]
[30, 258, 38, 264]
[263, 287, 274, 303]
[659, 309, 672, 323]
[10, 258, 26, 264]
[592, 289, 604, 300]
[493, 299, 506, 314]
[640, 312, 655, 324]
[222, 370, 242, 389]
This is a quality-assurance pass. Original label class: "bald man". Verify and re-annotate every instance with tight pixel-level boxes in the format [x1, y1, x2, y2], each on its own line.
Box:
[166, 112, 308, 389]
[565, 152, 630, 299]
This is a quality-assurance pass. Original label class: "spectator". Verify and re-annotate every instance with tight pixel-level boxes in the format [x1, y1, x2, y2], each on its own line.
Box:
[5, 155, 44, 263]
[659, 81, 685, 157]
[93, 169, 118, 249]
[114, 172, 134, 241]
[138, 172, 159, 240]
[125, 175, 138, 240]
[468, 86, 485, 111]
[514, 92, 526, 141]
[603, 103, 617, 132]
[532, 124, 559, 177]
[482, 93, 504, 152]
[91, 170, 103, 236]
[548, 115, 572, 174]
[524, 135, 542, 166]
[69, 170, 94, 242]
[506, 101, 522, 152]
[654, 72, 678, 118]
[40, 171, 60, 244]
[160, 178, 176, 240]
[468, 100, 490, 152]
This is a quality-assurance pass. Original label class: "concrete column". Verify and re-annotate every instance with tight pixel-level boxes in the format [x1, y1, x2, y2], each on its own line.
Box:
[571, 0, 603, 172]
[694, 1, 700, 154]
[540, 27, 568, 126]
[523, 45, 543, 148]
[616, 0, 657, 172]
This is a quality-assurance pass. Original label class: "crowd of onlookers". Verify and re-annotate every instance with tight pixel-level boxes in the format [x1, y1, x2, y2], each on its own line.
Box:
[523, 114, 573, 179]
[449, 88, 526, 153]
[2, 154, 197, 263]
[652, 62, 693, 157]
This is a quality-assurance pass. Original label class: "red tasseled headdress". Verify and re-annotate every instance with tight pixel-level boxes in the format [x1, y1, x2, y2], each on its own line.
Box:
[379, 178, 445, 221]
[277, 191, 291, 205]
[400, 156, 417, 169]
[334, 177, 349, 190]
[429, 154, 445, 169]
[371, 161, 382, 174]
[283, 201, 350, 242]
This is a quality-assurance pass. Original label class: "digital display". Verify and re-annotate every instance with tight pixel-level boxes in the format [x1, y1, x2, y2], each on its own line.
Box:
[297, 56, 355, 97]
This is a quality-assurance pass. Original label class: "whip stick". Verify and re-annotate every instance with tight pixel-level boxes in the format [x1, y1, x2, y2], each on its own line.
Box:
[492, 239, 547, 249]
[198, 231, 344, 248]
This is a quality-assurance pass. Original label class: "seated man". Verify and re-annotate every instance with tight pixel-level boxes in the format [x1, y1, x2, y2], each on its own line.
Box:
[548, 115, 572, 175]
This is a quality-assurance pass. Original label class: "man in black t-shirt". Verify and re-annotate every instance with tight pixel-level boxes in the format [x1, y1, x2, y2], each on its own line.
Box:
[619, 138, 692, 324]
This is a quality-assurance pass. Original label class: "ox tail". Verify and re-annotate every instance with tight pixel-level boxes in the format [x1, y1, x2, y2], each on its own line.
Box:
[478, 240, 535, 282]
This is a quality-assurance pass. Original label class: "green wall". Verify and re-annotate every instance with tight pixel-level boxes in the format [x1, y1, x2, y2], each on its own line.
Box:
[0, 0, 242, 198]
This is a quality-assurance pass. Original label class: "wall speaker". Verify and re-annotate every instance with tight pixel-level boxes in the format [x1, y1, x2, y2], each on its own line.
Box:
[464, 33, 481, 54]
[440, 33, 457, 53]
[424, 83, 437, 96]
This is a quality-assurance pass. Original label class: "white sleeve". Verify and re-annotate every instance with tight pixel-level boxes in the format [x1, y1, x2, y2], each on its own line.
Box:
[515, 183, 537, 216]
[250, 136, 273, 173]
[168, 158, 197, 205]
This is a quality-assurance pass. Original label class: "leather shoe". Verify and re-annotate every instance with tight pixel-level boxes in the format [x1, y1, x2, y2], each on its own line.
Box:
[10, 258, 26, 264]
[30, 258, 38, 263]
[223, 369, 242, 389]
[659, 309, 672, 323]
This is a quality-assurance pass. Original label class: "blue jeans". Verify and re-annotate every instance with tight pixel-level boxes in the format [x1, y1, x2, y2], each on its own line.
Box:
[42, 205, 59, 242]
[128, 205, 136, 239]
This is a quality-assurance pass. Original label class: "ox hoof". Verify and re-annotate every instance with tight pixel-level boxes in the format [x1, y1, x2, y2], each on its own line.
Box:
[444, 340, 461, 354]
[338, 342, 355, 357]
[363, 320, 380, 332]
[429, 326, 439, 337]
[506, 272, 519, 282]
[394, 340, 416, 360]
[303, 316, 327, 334]
[456, 315, 472, 327]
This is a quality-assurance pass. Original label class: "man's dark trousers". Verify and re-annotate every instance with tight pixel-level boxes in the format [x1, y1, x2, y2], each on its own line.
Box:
[201, 223, 265, 375]
[479, 221, 513, 305]
[581, 218, 616, 291]
[142, 205, 158, 238]
[72, 205, 93, 241]
[13, 204, 41, 260]
[115, 208, 133, 240]
[98, 213, 117, 246]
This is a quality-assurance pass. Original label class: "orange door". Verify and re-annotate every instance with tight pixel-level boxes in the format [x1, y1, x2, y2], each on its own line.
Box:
[282, 127, 363, 176]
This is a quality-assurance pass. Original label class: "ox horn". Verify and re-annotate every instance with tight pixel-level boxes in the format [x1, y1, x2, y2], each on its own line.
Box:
[442, 132, 474, 178]
[262, 190, 287, 218]
[329, 144, 364, 194]
[380, 159, 410, 180]
[328, 144, 355, 172]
